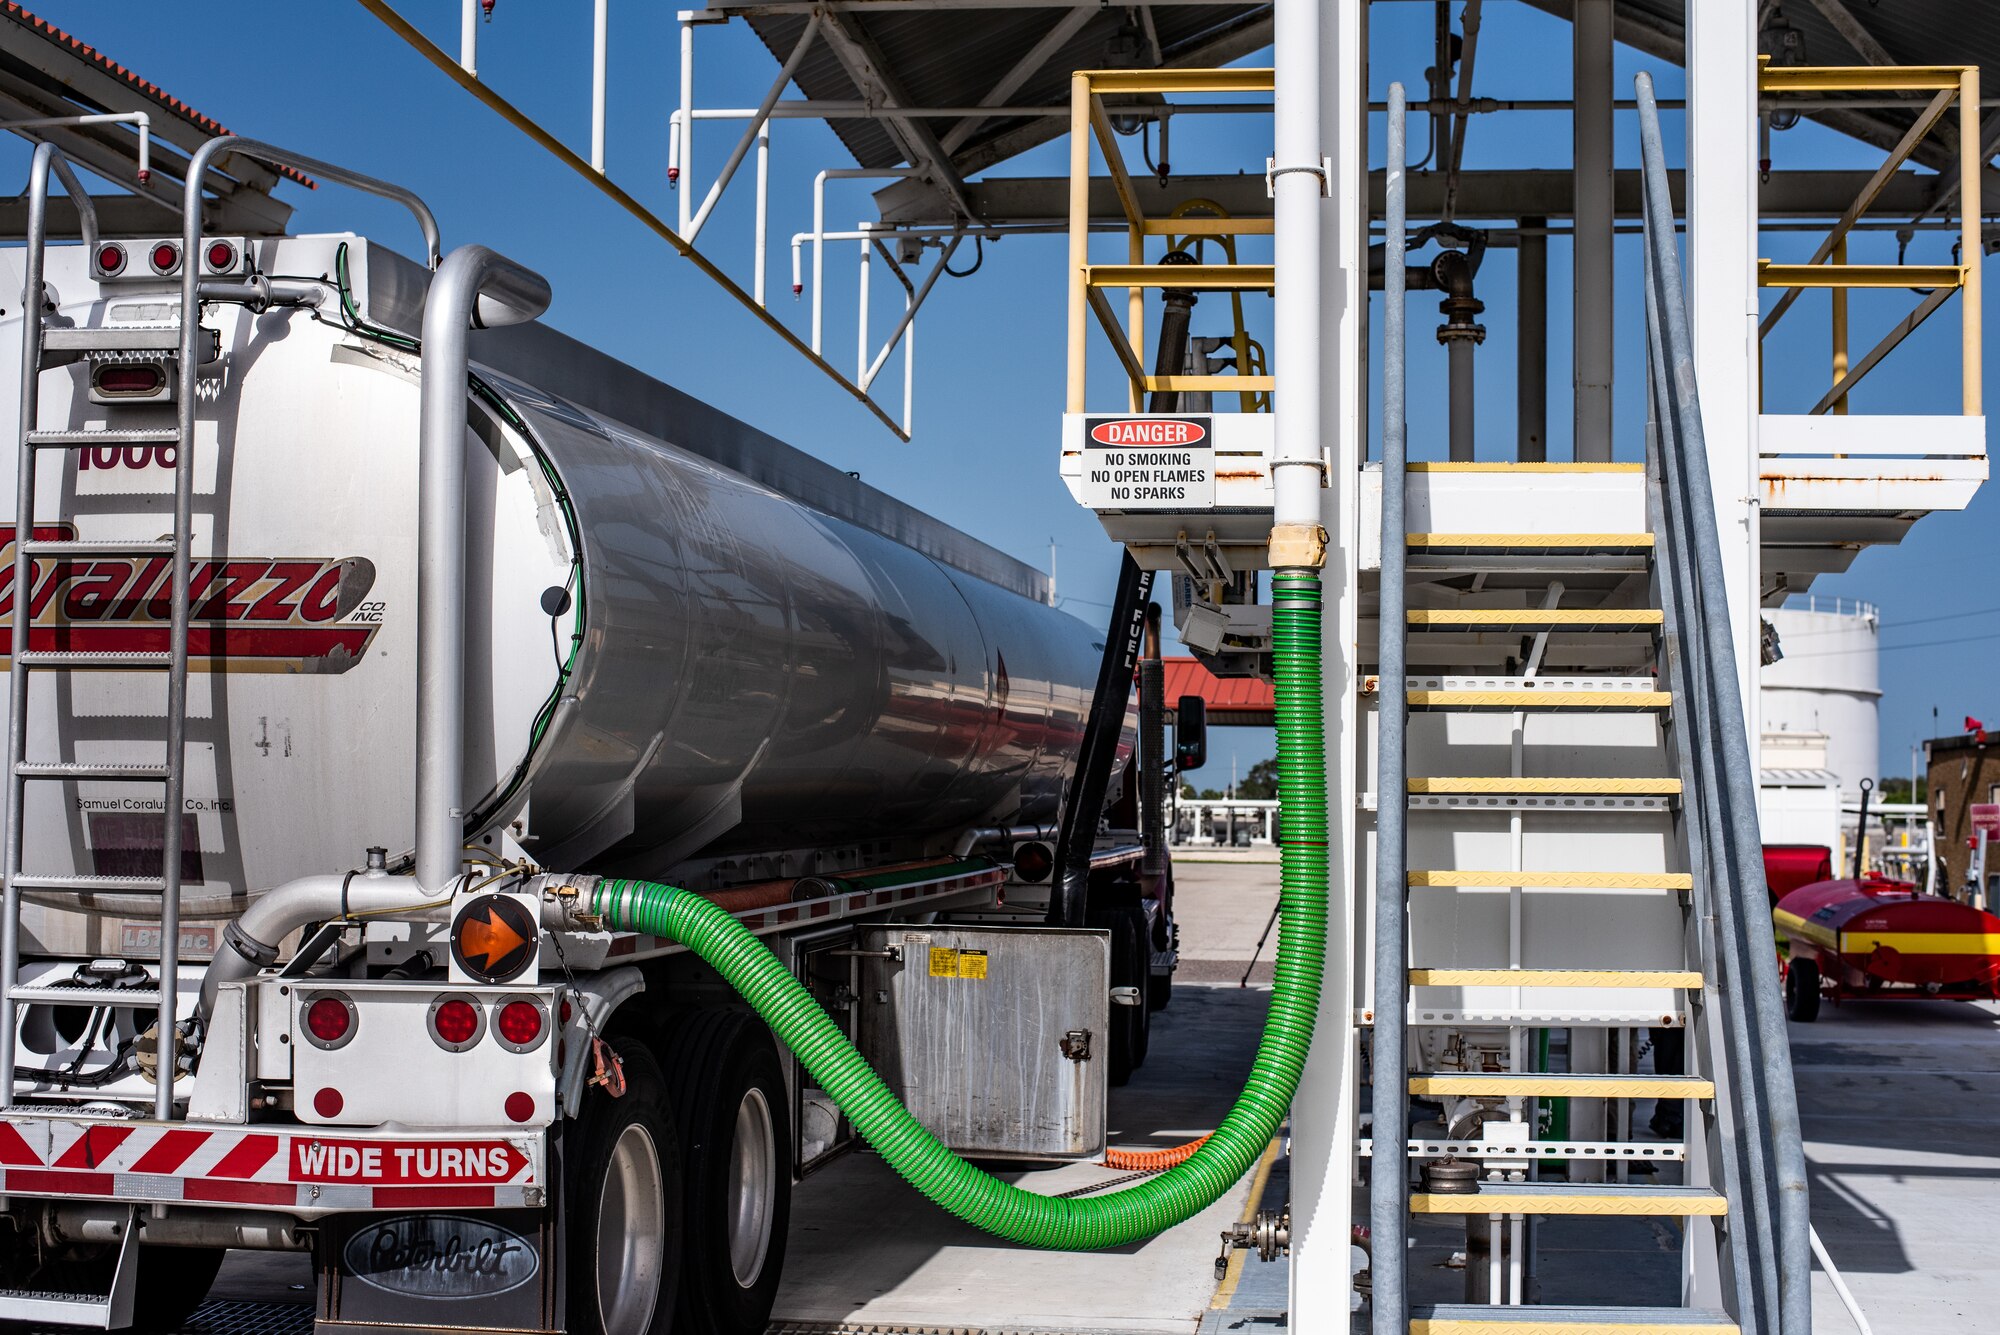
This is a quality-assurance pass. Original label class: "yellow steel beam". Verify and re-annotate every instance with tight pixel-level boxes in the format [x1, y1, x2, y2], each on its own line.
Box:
[1759, 65, 1970, 93]
[1147, 374, 1277, 392]
[1081, 68, 1274, 95]
[1410, 777, 1682, 795]
[1067, 72, 1091, 414]
[1962, 66, 1983, 414]
[1408, 609, 1663, 627]
[1085, 284, 1150, 398]
[1411, 1191, 1728, 1217]
[1087, 94, 1146, 233]
[1409, 870, 1693, 890]
[1758, 261, 1963, 289]
[1409, 1073, 1715, 1098]
[1410, 968, 1704, 987]
[1087, 264, 1276, 290]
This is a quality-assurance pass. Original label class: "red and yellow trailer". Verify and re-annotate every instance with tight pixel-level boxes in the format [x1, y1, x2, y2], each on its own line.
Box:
[1773, 876, 2000, 1020]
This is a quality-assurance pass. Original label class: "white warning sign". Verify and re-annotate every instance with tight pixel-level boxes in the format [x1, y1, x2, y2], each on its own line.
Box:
[1078, 416, 1216, 511]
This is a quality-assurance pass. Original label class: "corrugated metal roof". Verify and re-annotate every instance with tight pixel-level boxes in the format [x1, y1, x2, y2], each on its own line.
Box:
[1161, 655, 1273, 725]
[729, 3, 1270, 192]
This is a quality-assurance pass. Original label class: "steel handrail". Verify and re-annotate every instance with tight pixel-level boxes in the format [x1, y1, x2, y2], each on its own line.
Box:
[1636, 70, 1812, 1335]
[1368, 82, 1412, 1335]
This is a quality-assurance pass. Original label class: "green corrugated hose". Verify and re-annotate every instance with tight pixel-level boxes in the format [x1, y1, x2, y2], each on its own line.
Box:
[590, 571, 1329, 1249]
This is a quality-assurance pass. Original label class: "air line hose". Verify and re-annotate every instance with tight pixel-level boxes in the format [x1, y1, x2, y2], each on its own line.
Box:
[590, 571, 1328, 1249]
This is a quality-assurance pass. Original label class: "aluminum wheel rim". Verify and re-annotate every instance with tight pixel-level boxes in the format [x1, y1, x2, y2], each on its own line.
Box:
[726, 1085, 777, 1288]
[597, 1122, 666, 1331]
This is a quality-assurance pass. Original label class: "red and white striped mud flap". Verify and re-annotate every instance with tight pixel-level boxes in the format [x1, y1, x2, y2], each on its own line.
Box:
[0, 1116, 544, 1216]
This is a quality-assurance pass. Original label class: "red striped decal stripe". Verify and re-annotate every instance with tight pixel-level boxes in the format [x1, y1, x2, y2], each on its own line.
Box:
[0, 1122, 41, 1166]
[53, 1125, 132, 1170]
[185, 1178, 296, 1206]
[128, 1128, 211, 1177]
[208, 1134, 280, 1179]
[374, 1185, 496, 1208]
[8, 1168, 112, 1196]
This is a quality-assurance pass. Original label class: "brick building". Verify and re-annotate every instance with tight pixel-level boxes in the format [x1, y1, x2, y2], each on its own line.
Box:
[1926, 730, 2000, 898]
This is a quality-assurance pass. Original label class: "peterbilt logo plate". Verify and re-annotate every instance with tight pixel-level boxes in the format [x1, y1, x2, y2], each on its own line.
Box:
[0, 523, 381, 673]
[343, 1214, 540, 1300]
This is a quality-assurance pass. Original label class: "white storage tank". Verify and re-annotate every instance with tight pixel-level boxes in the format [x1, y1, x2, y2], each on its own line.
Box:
[1762, 598, 1881, 801]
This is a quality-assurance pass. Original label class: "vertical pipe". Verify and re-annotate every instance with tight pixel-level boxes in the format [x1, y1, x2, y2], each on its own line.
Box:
[678, 18, 694, 234]
[1831, 236, 1849, 414]
[754, 121, 770, 307]
[1128, 222, 1146, 413]
[1067, 72, 1090, 414]
[591, 0, 609, 173]
[1962, 67, 1983, 417]
[856, 235, 871, 384]
[903, 313, 915, 435]
[1573, 0, 1614, 461]
[1370, 82, 1410, 1335]
[460, 0, 479, 75]
[1517, 218, 1547, 461]
[1270, 0, 1324, 530]
[1448, 340, 1476, 461]
[812, 170, 827, 353]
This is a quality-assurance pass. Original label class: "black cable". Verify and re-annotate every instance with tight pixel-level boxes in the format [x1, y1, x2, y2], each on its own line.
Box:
[943, 235, 984, 278]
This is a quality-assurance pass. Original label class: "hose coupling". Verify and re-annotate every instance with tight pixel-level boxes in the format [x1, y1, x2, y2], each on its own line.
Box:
[1267, 523, 1328, 571]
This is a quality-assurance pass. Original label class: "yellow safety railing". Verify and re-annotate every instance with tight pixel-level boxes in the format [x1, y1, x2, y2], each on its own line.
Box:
[1757, 63, 1982, 416]
[1066, 68, 1275, 413]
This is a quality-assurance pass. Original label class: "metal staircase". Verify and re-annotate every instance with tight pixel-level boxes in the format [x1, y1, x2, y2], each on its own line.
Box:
[1365, 81, 1810, 1335]
[0, 142, 194, 1125]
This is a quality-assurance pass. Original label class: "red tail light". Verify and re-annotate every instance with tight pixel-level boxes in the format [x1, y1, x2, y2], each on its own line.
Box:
[94, 243, 126, 276]
[93, 364, 164, 397]
[148, 241, 180, 275]
[429, 995, 483, 1051]
[204, 240, 237, 272]
[301, 993, 357, 1050]
[495, 999, 546, 1051]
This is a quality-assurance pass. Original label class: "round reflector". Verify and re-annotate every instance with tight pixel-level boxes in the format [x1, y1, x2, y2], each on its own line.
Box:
[504, 1092, 535, 1124]
[431, 996, 482, 1050]
[95, 243, 125, 276]
[1012, 840, 1055, 883]
[148, 241, 179, 275]
[313, 1088, 344, 1119]
[301, 992, 357, 1050]
[204, 240, 237, 271]
[451, 893, 538, 984]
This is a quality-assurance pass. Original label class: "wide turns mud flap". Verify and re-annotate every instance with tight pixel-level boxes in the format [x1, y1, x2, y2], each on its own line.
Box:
[0, 1117, 543, 1216]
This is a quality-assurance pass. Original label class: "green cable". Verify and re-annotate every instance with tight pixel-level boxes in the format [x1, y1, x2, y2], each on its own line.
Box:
[588, 571, 1329, 1248]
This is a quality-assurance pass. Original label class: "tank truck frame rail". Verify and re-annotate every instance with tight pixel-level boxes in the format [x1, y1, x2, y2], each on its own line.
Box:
[1362, 79, 1809, 1335]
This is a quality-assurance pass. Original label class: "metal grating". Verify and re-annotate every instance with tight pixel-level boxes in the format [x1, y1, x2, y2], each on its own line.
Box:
[768, 1325, 1159, 1335]
[15, 1300, 312, 1335]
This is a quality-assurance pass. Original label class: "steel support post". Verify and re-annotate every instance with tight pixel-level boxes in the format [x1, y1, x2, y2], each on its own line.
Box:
[1518, 218, 1548, 460]
[1573, 0, 1614, 461]
[1290, 0, 1363, 1329]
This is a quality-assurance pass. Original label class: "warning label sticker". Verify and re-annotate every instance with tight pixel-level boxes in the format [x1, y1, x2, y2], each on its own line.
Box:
[927, 946, 989, 981]
[1080, 416, 1215, 511]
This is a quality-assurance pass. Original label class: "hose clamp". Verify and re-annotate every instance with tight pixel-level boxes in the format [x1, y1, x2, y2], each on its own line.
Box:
[1266, 156, 1334, 198]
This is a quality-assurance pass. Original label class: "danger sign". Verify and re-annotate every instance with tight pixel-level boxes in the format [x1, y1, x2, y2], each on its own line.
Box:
[1080, 415, 1215, 511]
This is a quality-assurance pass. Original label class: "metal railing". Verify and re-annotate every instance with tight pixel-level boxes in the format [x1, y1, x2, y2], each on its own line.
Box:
[1064, 68, 1277, 413]
[1638, 71, 1812, 1335]
[1757, 63, 1982, 417]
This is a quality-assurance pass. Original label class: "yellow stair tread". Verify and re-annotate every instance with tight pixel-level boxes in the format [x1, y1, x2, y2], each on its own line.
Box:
[1411, 1304, 1738, 1334]
[1408, 609, 1663, 627]
[1409, 1072, 1715, 1098]
[1409, 1184, 1727, 1216]
[1409, 870, 1692, 889]
[1407, 690, 1672, 709]
[1409, 968, 1704, 988]
[1410, 778, 1683, 795]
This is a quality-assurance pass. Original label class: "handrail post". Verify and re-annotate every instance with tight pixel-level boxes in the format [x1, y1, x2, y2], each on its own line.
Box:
[1961, 65, 1982, 417]
[1067, 72, 1089, 415]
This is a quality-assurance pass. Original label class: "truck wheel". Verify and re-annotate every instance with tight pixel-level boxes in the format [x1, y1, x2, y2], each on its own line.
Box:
[1095, 904, 1151, 1085]
[566, 1037, 682, 1335]
[661, 1011, 792, 1335]
[1785, 958, 1822, 1022]
[1123, 906, 1152, 1069]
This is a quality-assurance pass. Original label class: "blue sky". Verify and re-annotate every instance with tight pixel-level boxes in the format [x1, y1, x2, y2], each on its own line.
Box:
[19, 1, 1995, 781]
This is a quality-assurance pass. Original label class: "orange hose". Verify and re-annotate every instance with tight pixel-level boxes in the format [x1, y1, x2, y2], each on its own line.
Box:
[1103, 1134, 1211, 1172]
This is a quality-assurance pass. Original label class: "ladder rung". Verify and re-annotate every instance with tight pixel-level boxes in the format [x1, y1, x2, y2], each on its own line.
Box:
[1411, 1304, 1738, 1334]
[1408, 1072, 1714, 1099]
[9, 873, 166, 893]
[15, 762, 170, 781]
[42, 327, 183, 354]
[19, 539, 177, 557]
[1409, 1184, 1728, 1217]
[1407, 689, 1672, 710]
[14, 651, 173, 669]
[1410, 870, 1692, 890]
[1410, 968, 1704, 989]
[1411, 778, 1682, 795]
[26, 428, 178, 449]
[1408, 609, 1663, 629]
[7, 984, 162, 1007]
[1407, 532, 1655, 552]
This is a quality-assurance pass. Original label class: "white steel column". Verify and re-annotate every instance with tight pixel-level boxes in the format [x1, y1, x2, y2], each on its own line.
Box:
[1291, 0, 1363, 1326]
[1687, 0, 1762, 734]
[1573, 0, 1614, 461]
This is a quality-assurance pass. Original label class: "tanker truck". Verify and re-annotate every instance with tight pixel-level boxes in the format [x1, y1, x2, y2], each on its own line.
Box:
[0, 143, 1189, 1335]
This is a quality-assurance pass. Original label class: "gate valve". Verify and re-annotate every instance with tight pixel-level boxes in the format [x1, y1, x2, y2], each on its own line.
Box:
[587, 1036, 627, 1098]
